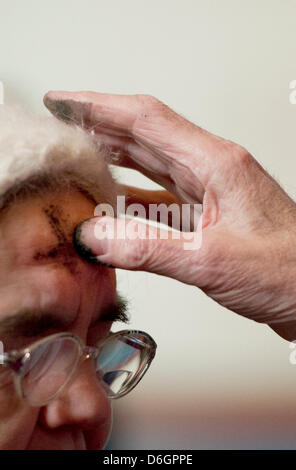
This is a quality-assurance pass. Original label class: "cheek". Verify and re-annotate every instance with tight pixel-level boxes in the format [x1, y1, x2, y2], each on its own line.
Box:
[0, 377, 39, 449]
[84, 399, 113, 450]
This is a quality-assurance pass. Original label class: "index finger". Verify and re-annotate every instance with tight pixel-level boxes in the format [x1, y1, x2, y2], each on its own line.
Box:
[44, 91, 145, 135]
[44, 91, 198, 138]
[43, 91, 242, 193]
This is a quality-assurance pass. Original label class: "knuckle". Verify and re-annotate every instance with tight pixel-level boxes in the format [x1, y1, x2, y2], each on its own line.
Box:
[132, 94, 168, 134]
[135, 94, 160, 108]
[133, 94, 176, 131]
[135, 94, 170, 119]
[220, 141, 256, 175]
[232, 144, 253, 166]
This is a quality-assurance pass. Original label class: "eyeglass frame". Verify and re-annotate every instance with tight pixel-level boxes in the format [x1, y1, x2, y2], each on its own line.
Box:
[0, 329, 157, 406]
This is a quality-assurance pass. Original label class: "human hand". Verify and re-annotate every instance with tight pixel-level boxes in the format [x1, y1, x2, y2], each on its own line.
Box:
[44, 91, 296, 341]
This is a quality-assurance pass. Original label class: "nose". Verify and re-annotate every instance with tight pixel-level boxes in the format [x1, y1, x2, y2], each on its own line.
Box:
[39, 357, 112, 446]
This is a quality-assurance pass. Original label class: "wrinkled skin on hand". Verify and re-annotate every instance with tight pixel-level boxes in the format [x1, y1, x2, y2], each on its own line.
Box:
[44, 91, 296, 341]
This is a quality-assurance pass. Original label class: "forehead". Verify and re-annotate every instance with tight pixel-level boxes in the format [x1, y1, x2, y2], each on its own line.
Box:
[33, 202, 84, 275]
[0, 188, 96, 268]
[0, 189, 117, 351]
[0, 190, 102, 326]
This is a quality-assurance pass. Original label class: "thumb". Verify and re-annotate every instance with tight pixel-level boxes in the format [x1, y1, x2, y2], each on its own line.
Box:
[74, 216, 204, 285]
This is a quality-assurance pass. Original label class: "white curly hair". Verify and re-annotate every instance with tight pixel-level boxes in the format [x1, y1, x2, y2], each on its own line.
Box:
[0, 104, 120, 211]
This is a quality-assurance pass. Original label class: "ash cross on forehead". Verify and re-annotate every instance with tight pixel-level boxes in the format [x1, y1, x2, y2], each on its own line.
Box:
[33, 203, 79, 275]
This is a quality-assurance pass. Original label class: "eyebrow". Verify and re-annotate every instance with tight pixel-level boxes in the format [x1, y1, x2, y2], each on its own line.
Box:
[99, 294, 129, 324]
[0, 294, 129, 339]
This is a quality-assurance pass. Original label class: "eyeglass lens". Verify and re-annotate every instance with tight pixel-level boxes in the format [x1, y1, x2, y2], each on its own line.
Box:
[21, 337, 81, 405]
[95, 334, 148, 397]
[20, 333, 152, 405]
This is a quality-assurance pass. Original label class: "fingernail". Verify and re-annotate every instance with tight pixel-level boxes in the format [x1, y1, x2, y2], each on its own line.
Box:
[43, 97, 90, 125]
[74, 218, 114, 268]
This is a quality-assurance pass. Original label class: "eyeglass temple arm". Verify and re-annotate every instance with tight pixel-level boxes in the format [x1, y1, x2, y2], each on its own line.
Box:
[0, 351, 26, 372]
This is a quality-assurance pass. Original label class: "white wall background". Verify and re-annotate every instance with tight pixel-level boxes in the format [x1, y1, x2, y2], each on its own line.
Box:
[1, 0, 296, 449]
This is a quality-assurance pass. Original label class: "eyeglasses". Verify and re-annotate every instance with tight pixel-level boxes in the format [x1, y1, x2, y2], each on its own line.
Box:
[0, 330, 157, 407]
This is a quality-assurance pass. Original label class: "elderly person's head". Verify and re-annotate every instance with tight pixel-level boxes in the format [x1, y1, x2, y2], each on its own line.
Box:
[0, 106, 155, 449]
